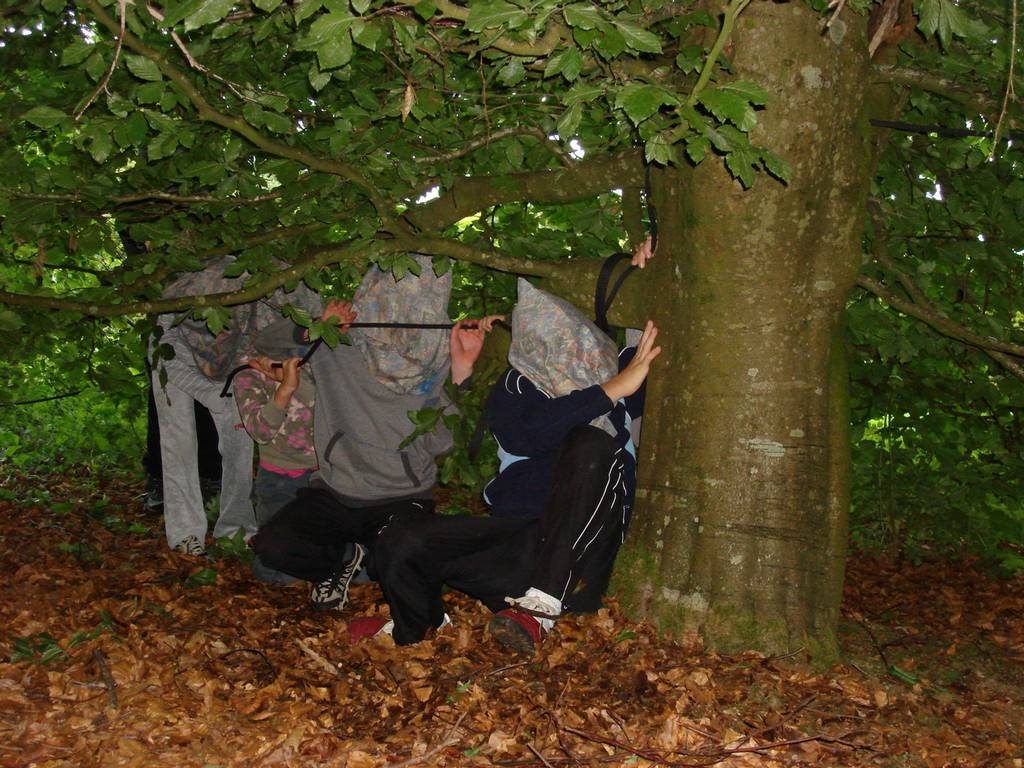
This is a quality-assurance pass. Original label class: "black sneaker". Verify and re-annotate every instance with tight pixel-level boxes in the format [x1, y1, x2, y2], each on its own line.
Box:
[144, 477, 163, 512]
[311, 543, 367, 612]
[173, 535, 206, 556]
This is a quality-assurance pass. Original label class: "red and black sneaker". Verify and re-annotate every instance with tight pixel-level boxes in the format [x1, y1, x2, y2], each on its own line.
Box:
[489, 608, 546, 653]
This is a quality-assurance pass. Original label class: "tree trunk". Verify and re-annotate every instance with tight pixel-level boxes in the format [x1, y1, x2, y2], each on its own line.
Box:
[612, 4, 872, 655]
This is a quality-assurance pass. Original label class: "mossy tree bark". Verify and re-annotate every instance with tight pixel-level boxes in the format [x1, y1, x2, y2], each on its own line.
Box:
[611, 4, 873, 655]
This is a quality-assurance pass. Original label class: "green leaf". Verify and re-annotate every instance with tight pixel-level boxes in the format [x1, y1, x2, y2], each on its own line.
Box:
[543, 47, 583, 81]
[556, 102, 583, 138]
[147, 132, 179, 161]
[186, 567, 218, 587]
[563, 83, 604, 106]
[593, 23, 626, 59]
[760, 148, 792, 184]
[466, 1, 527, 32]
[23, 106, 68, 130]
[0, 310, 25, 331]
[84, 51, 107, 82]
[352, 0, 372, 11]
[88, 131, 114, 163]
[699, 88, 756, 131]
[675, 44, 704, 75]
[307, 9, 355, 42]
[61, 41, 95, 67]
[686, 134, 709, 164]
[615, 84, 679, 125]
[614, 20, 662, 54]
[432, 254, 451, 276]
[317, 32, 354, 69]
[136, 81, 165, 104]
[308, 64, 331, 92]
[724, 146, 760, 188]
[262, 111, 293, 133]
[563, 4, 602, 30]
[293, 0, 323, 23]
[644, 132, 675, 166]
[505, 138, 524, 168]
[414, 0, 436, 20]
[184, 0, 237, 31]
[253, 0, 282, 10]
[916, 0, 979, 49]
[720, 80, 768, 106]
[125, 55, 163, 82]
[497, 59, 526, 86]
[162, 0, 204, 27]
[353, 20, 382, 50]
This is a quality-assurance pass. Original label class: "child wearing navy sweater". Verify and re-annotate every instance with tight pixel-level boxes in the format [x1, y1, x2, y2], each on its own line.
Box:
[349, 279, 660, 652]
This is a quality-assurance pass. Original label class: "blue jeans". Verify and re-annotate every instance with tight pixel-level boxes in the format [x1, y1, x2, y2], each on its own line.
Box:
[251, 468, 311, 584]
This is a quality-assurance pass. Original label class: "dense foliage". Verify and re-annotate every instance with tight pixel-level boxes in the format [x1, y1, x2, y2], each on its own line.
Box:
[1, 0, 1022, 572]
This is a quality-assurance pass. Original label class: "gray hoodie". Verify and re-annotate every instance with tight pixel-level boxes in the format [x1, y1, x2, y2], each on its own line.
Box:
[310, 342, 453, 505]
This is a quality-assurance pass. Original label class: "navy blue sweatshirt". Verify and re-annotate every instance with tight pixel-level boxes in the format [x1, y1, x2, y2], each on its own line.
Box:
[482, 347, 644, 521]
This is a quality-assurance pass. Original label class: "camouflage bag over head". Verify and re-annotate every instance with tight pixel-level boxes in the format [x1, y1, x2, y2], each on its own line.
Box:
[350, 255, 452, 395]
[160, 257, 322, 381]
[509, 279, 619, 436]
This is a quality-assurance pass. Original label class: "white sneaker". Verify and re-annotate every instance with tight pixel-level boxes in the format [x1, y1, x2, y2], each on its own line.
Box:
[504, 588, 562, 631]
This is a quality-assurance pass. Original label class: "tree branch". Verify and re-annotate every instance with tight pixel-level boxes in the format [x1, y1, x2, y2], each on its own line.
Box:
[407, 150, 644, 231]
[0, 240, 378, 317]
[856, 273, 1024, 381]
[74, 0, 125, 120]
[873, 64, 1018, 125]
[79, 0, 394, 219]
[395, 0, 566, 56]
[12, 259, 110, 279]
[411, 126, 571, 167]
[7, 188, 289, 207]
[389, 234, 558, 277]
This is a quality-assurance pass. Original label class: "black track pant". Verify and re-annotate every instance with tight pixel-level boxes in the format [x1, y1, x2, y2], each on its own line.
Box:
[378, 425, 629, 645]
[250, 490, 434, 583]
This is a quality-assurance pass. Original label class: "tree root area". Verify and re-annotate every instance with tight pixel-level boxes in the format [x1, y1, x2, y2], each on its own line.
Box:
[0, 468, 1021, 767]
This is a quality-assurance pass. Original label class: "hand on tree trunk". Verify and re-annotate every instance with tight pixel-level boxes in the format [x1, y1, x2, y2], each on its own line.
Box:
[601, 320, 661, 402]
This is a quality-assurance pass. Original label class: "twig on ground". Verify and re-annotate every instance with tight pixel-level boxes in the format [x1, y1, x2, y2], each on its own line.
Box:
[295, 638, 341, 678]
[762, 646, 806, 664]
[527, 743, 556, 768]
[92, 649, 118, 708]
[389, 709, 469, 768]
[481, 661, 530, 678]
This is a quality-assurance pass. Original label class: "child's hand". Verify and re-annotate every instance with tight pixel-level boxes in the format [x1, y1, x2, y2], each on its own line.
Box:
[248, 355, 282, 382]
[600, 320, 661, 402]
[631, 235, 654, 269]
[272, 356, 301, 408]
[450, 315, 505, 385]
[321, 299, 357, 332]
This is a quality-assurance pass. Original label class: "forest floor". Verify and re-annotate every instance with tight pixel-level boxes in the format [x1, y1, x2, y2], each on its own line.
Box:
[0, 467, 1022, 768]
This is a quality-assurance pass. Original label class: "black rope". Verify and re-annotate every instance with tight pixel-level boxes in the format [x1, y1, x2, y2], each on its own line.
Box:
[869, 118, 1024, 143]
[594, 162, 660, 338]
[218, 321, 472, 397]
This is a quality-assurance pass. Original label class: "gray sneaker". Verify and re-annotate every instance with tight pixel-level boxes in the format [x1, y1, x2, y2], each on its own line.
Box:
[173, 535, 206, 556]
[311, 543, 366, 612]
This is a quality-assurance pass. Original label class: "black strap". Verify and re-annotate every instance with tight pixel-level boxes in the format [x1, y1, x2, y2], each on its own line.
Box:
[644, 162, 659, 252]
[219, 337, 325, 398]
[594, 252, 636, 338]
[217, 321, 469, 397]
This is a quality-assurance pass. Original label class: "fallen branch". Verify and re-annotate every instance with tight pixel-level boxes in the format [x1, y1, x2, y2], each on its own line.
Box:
[92, 649, 118, 709]
[389, 709, 469, 768]
[295, 638, 341, 678]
